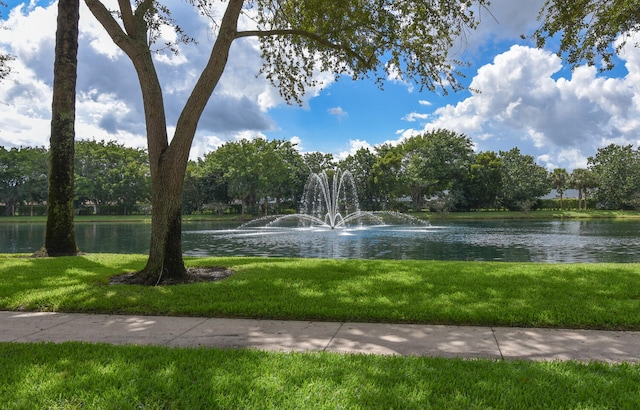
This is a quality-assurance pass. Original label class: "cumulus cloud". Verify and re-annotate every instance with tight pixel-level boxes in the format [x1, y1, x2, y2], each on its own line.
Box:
[406, 44, 640, 170]
[0, 0, 331, 158]
[403, 112, 429, 122]
[289, 135, 303, 151]
[336, 139, 373, 160]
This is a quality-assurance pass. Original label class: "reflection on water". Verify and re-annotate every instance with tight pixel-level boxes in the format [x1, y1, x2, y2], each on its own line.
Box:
[2, 219, 640, 262]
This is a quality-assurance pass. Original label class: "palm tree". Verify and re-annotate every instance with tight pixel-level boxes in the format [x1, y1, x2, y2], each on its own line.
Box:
[570, 168, 596, 210]
[581, 171, 598, 210]
[550, 168, 569, 210]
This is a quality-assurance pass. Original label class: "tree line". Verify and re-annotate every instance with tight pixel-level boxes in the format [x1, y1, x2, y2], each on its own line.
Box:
[0, 141, 149, 216]
[2, 132, 639, 216]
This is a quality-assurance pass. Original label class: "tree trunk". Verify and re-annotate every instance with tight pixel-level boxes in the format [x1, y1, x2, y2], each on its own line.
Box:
[410, 186, 423, 211]
[130, 146, 190, 284]
[85, 0, 244, 284]
[559, 193, 563, 210]
[43, 0, 80, 256]
[578, 188, 583, 210]
[583, 190, 589, 210]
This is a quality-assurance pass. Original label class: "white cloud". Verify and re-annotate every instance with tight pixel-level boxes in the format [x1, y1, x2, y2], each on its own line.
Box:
[403, 112, 429, 122]
[385, 62, 414, 92]
[5, 3, 55, 62]
[418, 100, 432, 106]
[328, 106, 347, 120]
[289, 135, 303, 151]
[404, 44, 640, 170]
[336, 139, 373, 160]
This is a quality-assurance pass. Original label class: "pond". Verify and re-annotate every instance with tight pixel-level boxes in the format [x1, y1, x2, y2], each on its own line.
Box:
[2, 219, 640, 263]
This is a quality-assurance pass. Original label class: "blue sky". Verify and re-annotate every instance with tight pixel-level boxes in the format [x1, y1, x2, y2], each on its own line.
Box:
[1, 0, 639, 170]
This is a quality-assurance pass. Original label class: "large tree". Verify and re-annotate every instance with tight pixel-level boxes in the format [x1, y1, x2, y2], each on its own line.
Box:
[372, 143, 406, 210]
[42, 0, 80, 256]
[75, 140, 150, 215]
[203, 138, 305, 215]
[498, 147, 550, 211]
[451, 150, 502, 211]
[0, 147, 49, 216]
[85, 0, 490, 284]
[588, 144, 640, 210]
[339, 148, 379, 211]
[402, 129, 474, 211]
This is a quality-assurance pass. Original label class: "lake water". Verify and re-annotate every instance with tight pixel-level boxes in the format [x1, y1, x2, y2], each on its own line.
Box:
[2, 219, 640, 263]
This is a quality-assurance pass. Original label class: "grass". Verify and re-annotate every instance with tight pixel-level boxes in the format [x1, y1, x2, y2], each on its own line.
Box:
[1, 342, 639, 409]
[3, 254, 640, 408]
[0, 214, 249, 224]
[420, 209, 640, 220]
[1, 254, 640, 330]
[4, 209, 640, 224]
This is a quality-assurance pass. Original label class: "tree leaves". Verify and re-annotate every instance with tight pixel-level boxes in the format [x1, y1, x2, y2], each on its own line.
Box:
[253, 0, 490, 104]
[535, 0, 640, 71]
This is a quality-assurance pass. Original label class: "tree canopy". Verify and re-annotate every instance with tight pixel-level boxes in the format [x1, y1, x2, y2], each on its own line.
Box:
[0, 146, 48, 216]
[588, 144, 640, 209]
[255, 0, 491, 103]
[535, 0, 640, 70]
[498, 147, 550, 211]
[75, 140, 150, 215]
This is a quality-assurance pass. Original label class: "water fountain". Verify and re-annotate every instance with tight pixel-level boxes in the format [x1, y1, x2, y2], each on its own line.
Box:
[184, 169, 437, 259]
[298, 169, 375, 228]
[239, 169, 427, 229]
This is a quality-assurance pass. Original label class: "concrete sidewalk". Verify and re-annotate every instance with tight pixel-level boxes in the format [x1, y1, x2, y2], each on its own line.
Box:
[2, 311, 639, 363]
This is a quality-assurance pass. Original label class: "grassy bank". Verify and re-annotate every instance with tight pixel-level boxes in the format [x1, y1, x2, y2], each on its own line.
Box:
[3, 255, 640, 408]
[2, 254, 640, 330]
[3, 209, 640, 224]
[421, 209, 640, 220]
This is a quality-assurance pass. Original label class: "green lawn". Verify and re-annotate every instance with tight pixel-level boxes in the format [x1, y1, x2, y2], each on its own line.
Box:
[2, 254, 640, 408]
[1, 254, 639, 329]
[2, 342, 639, 409]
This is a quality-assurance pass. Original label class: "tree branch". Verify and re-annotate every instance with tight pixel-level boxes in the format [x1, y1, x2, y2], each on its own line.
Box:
[171, 0, 244, 162]
[117, 0, 136, 36]
[84, 0, 136, 55]
[236, 28, 375, 68]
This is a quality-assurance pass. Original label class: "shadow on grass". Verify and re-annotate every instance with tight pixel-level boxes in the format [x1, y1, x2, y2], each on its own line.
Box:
[2, 256, 640, 329]
[0, 254, 147, 311]
[183, 259, 640, 329]
[1, 342, 639, 408]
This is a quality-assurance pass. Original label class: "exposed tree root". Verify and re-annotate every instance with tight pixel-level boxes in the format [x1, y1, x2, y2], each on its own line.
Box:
[30, 247, 83, 258]
[109, 267, 234, 286]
